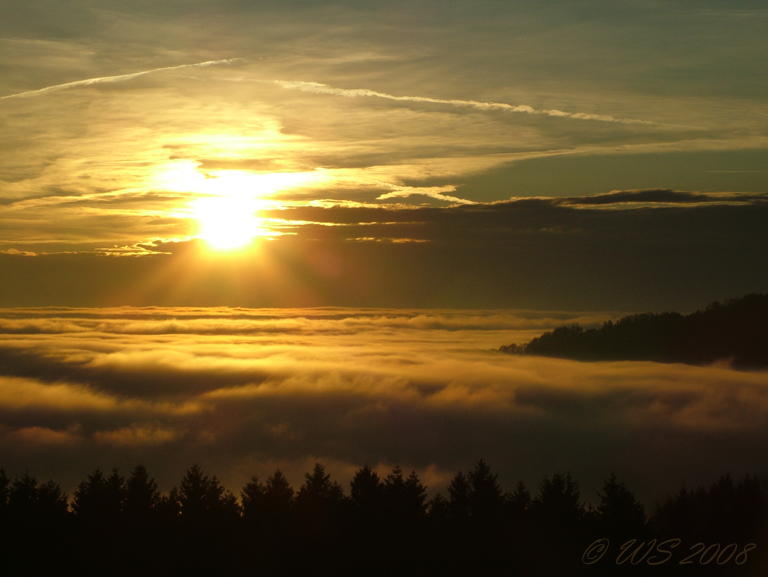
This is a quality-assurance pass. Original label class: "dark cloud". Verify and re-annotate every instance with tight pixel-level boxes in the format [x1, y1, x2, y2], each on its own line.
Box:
[2, 190, 766, 310]
[554, 189, 768, 206]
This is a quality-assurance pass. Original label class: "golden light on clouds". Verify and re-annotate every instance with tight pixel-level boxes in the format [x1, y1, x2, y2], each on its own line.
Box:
[2, 308, 768, 498]
[156, 160, 331, 199]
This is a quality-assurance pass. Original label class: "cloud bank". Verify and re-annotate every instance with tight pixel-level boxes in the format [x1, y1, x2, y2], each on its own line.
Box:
[2, 191, 767, 311]
[1, 308, 767, 503]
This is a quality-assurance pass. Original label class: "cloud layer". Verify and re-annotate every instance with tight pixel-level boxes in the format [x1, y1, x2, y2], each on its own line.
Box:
[2, 191, 767, 311]
[1, 307, 767, 503]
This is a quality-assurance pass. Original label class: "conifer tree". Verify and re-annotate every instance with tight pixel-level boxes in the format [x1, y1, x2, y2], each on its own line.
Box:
[125, 464, 161, 523]
[597, 472, 645, 537]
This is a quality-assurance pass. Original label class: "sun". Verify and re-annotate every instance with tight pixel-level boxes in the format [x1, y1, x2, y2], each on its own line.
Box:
[192, 196, 264, 250]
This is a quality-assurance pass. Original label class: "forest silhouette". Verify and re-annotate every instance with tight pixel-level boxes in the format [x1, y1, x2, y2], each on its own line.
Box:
[0, 461, 765, 576]
[500, 293, 768, 368]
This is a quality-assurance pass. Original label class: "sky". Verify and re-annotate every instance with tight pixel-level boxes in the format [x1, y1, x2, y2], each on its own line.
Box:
[1, 0, 767, 499]
[1, 0, 768, 309]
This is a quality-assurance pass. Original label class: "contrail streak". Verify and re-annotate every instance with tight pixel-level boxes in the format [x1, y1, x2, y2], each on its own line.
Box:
[270, 80, 657, 125]
[0, 59, 244, 100]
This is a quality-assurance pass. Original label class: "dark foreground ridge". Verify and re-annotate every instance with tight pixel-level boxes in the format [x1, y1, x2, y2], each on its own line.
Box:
[1, 461, 767, 577]
[500, 293, 768, 368]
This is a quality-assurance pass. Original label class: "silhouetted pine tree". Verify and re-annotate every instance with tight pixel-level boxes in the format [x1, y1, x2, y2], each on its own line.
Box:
[295, 463, 345, 527]
[5, 473, 70, 576]
[507, 480, 531, 514]
[379, 467, 428, 572]
[261, 469, 295, 529]
[383, 466, 427, 523]
[447, 470, 471, 523]
[295, 464, 346, 573]
[73, 468, 126, 524]
[172, 465, 240, 576]
[71, 469, 127, 575]
[426, 492, 449, 524]
[350, 464, 383, 517]
[121, 465, 164, 575]
[533, 472, 583, 525]
[651, 474, 768, 545]
[530, 473, 586, 576]
[467, 458, 504, 523]
[596, 472, 646, 540]
[240, 475, 265, 526]
[244, 470, 296, 575]
[125, 464, 161, 522]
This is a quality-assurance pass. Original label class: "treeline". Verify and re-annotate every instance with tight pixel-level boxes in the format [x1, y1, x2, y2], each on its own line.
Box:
[1, 462, 766, 576]
[500, 293, 768, 368]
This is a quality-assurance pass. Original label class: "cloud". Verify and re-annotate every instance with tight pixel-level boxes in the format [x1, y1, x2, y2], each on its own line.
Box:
[268, 80, 659, 125]
[0, 308, 767, 501]
[375, 183, 474, 204]
[555, 189, 768, 207]
[2, 190, 768, 310]
[0, 425, 80, 448]
[93, 423, 183, 447]
[0, 59, 244, 100]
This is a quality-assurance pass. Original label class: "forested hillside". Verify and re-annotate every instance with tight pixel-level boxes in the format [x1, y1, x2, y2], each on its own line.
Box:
[501, 294, 768, 368]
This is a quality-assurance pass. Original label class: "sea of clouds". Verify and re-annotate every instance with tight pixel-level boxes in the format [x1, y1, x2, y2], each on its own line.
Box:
[1, 307, 766, 504]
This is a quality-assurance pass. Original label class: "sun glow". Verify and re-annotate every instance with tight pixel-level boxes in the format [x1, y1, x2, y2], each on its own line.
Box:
[193, 196, 266, 249]
[154, 161, 336, 249]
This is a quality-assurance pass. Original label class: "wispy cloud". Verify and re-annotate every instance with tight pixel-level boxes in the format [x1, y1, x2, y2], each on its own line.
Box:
[269, 80, 659, 126]
[0, 59, 244, 100]
[375, 183, 474, 205]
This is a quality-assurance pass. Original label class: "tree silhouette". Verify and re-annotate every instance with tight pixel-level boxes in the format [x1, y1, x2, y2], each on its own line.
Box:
[172, 465, 240, 576]
[0, 461, 764, 577]
[447, 470, 471, 522]
[8, 473, 68, 527]
[503, 293, 768, 367]
[71, 468, 127, 575]
[383, 466, 427, 521]
[383, 466, 427, 554]
[240, 470, 296, 574]
[296, 463, 344, 518]
[467, 459, 504, 522]
[507, 480, 531, 514]
[350, 464, 383, 515]
[118, 465, 164, 576]
[426, 492, 449, 523]
[651, 474, 768, 546]
[528, 473, 586, 575]
[4, 473, 70, 575]
[176, 464, 239, 525]
[72, 468, 126, 524]
[294, 464, 347, 572]
[240, 475, 265, 526]
[596, 472, 646, 539]
[533, 473, 583, 523]
[263, 469, 295, 519]
[125, 464, 160, 521]
[9, 473, 42, 523]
